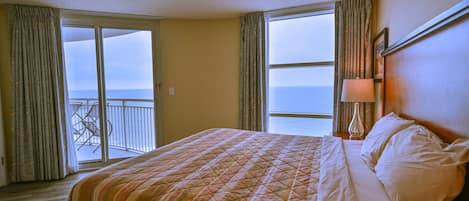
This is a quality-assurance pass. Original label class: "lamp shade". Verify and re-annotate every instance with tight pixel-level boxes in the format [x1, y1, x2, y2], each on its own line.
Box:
[341, 79, 375, 102]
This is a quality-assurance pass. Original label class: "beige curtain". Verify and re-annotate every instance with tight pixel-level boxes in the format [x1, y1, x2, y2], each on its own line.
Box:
[10, 5, 78, 182]
[239, 12, 267, 131]
[333, 0, 374, 133]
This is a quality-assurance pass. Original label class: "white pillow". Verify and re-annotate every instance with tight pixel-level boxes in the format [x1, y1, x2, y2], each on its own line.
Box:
[375, 125, 469, 201]
[360, 112, 414, 171]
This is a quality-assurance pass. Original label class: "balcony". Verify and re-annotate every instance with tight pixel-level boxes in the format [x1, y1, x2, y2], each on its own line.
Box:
[69, 98, 156, 162]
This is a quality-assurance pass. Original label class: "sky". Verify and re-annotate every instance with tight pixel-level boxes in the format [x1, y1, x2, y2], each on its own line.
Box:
[63, 14, 334, 91]
[63, 28, 153, 91]
[269, 14, 335, 87]
[269, 67, 334, 87]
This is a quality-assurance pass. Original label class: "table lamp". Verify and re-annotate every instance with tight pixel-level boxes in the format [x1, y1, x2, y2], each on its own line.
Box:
[341, 78, 375, 140]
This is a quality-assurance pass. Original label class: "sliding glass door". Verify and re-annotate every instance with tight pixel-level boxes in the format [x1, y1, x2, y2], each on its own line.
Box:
[63, 27, 103, 162]
[102, 28, 155, 159]
[63, 25, 157, 163]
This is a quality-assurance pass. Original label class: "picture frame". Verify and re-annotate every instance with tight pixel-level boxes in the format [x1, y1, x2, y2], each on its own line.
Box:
[372, 28, 388, 121]
[372, 28, 388, 79]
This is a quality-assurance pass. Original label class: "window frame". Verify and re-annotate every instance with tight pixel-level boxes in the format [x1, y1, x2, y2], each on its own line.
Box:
[266, 7, 336, 134]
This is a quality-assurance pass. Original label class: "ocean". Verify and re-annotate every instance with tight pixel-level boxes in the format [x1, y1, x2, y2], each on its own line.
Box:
[268, 86, 334, 136]
[70, 86, 333, 113]
[70, 87, 333, 136]
[269, 86, 334, 114]
[69, 89, 154, 100]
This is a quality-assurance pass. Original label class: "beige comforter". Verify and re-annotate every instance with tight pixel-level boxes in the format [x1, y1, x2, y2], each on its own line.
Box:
[69, 128, 357, 201]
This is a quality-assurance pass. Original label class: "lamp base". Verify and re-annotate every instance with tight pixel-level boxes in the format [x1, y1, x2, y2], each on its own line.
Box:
[348, 102, 365, 140]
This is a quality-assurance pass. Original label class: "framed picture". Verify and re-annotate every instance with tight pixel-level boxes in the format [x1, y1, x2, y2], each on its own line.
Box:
[372, 28, 388, 121]
[372, 28, 388, 79]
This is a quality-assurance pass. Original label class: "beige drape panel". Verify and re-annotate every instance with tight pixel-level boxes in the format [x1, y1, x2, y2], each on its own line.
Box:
[10, 5, 77, 182]
[239, 13, 267, 131]
[333, 0, 374, 133]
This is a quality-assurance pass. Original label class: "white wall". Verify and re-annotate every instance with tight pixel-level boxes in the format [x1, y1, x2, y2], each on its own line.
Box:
[373, 0, 460, 43]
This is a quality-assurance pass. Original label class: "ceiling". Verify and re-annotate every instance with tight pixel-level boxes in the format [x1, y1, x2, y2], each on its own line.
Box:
[0, 0, 332, 18]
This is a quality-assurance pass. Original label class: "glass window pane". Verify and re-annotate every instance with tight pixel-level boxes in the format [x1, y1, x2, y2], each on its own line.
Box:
[63, 27, 102, 162]
[268, 66, 334, 114]
[269, 14, 335, 64]
[102, 28, 156, 159]
[268, 117, 332, 136]
[102, 29, 154, 98]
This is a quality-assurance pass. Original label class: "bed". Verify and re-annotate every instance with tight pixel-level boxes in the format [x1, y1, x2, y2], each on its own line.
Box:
[70, 2, 469, 201]
[70, 128, 389, 201]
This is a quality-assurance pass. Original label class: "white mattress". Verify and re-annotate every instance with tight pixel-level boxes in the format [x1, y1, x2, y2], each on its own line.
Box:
[344, 140, 391, 201]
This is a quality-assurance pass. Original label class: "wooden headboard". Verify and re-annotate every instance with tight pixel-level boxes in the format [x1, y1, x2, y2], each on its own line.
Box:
[380, 2, 468, 200]
[382, 1, 469, 142]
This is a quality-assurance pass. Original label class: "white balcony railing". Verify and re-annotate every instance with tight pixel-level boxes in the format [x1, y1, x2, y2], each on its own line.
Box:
[70, 98, 156, 157]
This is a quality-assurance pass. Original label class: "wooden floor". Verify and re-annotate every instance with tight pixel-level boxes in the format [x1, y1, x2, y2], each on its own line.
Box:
[0, 172, 92, 201]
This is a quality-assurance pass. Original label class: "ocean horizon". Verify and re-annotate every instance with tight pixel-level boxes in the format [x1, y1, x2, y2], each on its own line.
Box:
[69, 86, 333, 113]
[70, 87, 332, 137]
[69, 89, 154, 100]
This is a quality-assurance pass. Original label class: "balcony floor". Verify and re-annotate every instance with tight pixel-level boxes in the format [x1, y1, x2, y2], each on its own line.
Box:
[76, 144, 140, 161]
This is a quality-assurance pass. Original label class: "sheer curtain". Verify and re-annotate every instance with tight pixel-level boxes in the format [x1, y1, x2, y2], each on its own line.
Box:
[9, 5, 77, 182]
[333, 0, 374, 133]
[239, 12, 267, 132]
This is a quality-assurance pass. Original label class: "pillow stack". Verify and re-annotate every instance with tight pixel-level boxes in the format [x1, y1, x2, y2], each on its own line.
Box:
[361, 112, 469, 201]
[375, 125, 468, 201]
[360, 112, 414, 171]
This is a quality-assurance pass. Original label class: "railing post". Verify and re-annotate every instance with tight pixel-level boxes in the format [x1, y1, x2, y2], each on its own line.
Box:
[122, 100, 128, 151]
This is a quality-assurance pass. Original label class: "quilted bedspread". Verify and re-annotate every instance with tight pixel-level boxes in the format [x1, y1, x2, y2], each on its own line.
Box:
[69, 128, 357, 201]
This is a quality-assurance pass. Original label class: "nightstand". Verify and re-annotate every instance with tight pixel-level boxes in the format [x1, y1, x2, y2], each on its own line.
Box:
[333, 132, 363, 140]
[333, 132, 350, 140]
